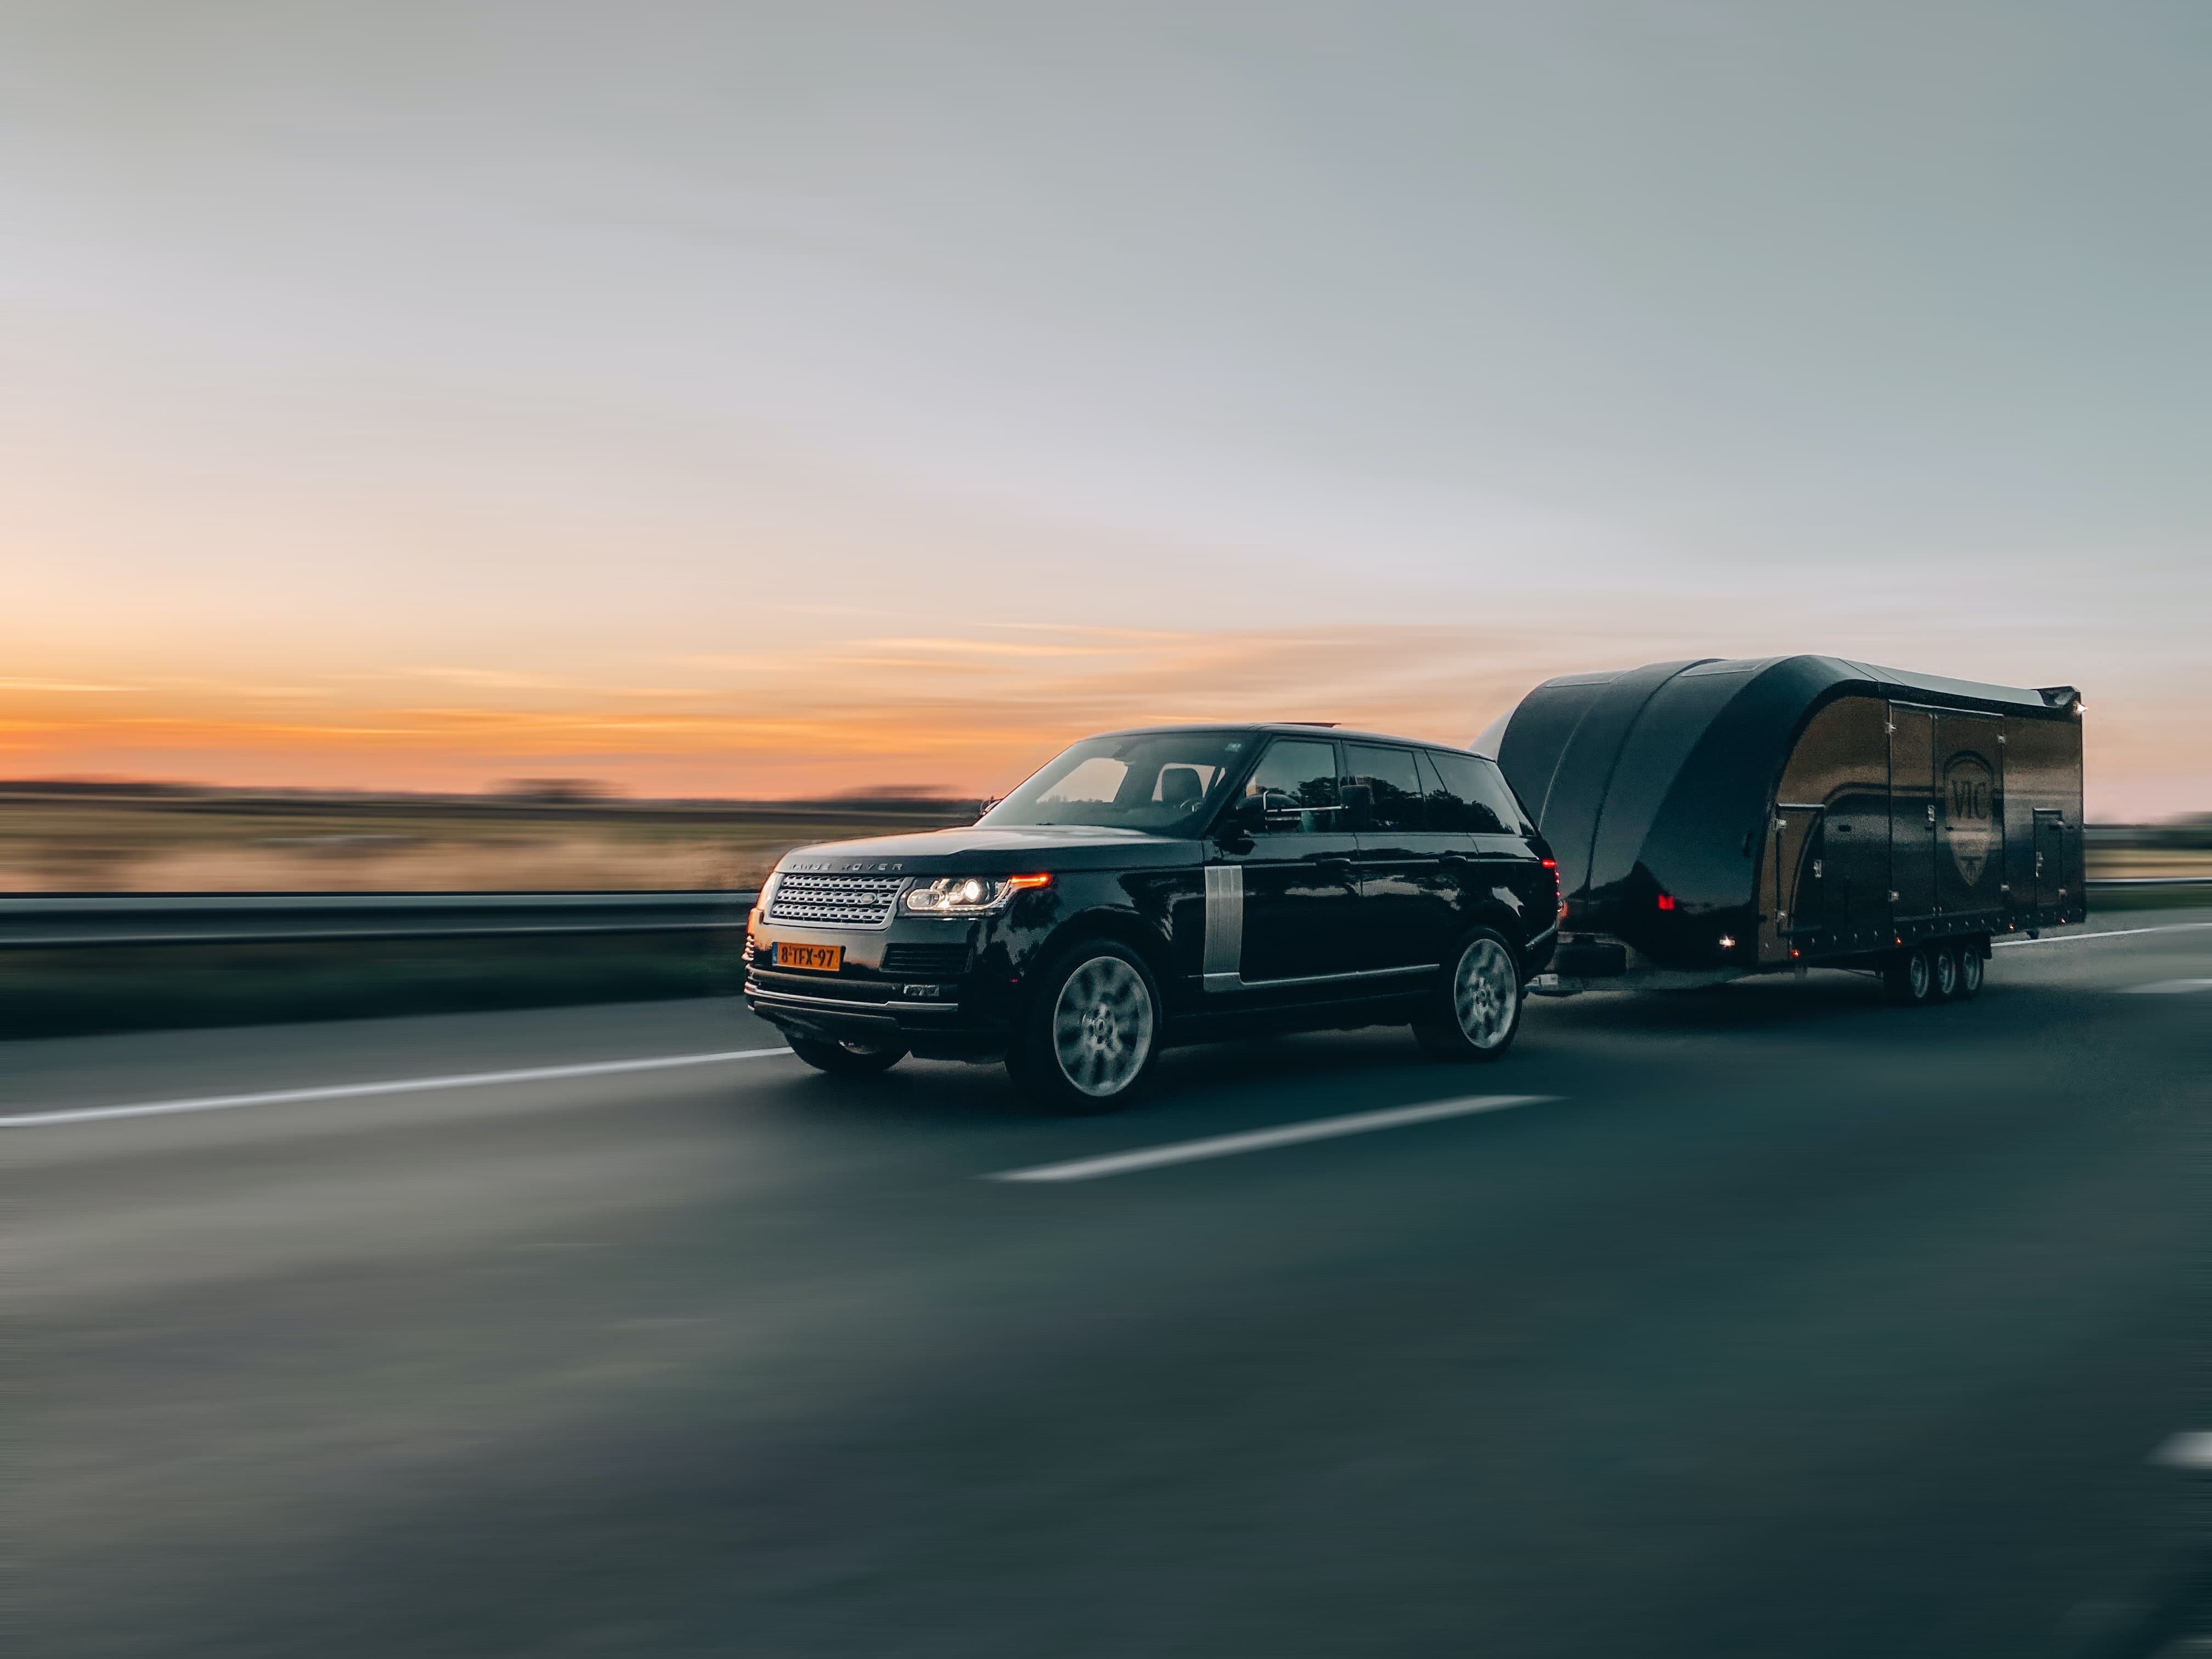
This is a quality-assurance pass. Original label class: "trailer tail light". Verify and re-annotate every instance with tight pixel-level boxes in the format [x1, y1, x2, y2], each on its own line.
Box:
[1656, 892, 1676, 911]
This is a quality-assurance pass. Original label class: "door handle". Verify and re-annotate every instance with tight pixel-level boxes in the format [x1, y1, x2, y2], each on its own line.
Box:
[1314, 856, 1353, 874]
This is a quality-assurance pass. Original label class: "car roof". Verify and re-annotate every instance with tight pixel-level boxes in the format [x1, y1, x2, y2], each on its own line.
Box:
[1090, 722, 1471, 751]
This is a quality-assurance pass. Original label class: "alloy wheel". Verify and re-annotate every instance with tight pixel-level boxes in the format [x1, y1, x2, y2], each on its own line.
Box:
[1453, 938, 1519, 1050]
[1051, 955, 1156, 1098]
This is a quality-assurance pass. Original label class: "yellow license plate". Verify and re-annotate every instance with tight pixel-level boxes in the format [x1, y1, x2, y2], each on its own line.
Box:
[772, 942, 844, 973]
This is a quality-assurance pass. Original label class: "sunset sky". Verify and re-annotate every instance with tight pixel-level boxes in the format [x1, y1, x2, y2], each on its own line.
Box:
[4, 4, 2207, 816]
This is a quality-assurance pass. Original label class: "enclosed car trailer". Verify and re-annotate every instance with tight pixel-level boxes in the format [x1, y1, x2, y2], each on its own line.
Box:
[1480, 656, 2086, 1005]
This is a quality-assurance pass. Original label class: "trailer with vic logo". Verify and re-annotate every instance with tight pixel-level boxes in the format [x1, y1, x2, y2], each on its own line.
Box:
[1477, 656, 2086, 1006]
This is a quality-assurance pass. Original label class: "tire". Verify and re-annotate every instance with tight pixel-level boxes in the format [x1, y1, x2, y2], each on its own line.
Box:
[1931, 941, 1962, 1002]
[788, 1035, 907, 1077]
[1413, 927, 1525, 1063]
[1957, 940, 1985, 999]
[1883, 945, 1933, 1007]
[1007, 939, 1163, 1113]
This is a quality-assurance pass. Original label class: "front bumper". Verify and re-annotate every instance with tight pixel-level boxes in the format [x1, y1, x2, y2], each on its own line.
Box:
[742, 915, 1018, 1059]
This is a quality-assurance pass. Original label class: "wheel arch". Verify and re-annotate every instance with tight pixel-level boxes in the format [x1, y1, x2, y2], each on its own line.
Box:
[1459, 896, 1536, 970]
[1028, 906, 1176, 1003]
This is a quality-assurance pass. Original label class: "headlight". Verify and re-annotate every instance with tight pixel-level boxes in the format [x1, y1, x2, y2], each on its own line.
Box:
[902, 873, 1052, 915]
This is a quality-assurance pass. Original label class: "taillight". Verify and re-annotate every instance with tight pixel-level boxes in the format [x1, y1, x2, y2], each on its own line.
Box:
[1656, 892, 1676, 911]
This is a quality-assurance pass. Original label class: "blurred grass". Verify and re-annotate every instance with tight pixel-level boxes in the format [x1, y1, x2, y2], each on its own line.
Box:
[0, 785, 980, 895]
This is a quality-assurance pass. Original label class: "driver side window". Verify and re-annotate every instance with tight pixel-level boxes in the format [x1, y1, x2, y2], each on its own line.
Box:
[1242, 740, 1341, 834]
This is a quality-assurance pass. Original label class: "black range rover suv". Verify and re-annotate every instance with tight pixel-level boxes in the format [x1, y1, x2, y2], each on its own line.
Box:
[744, 725, 1560, 1111]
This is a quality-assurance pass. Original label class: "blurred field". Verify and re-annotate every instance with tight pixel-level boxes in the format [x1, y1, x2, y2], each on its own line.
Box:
[0, 785, 983, 895]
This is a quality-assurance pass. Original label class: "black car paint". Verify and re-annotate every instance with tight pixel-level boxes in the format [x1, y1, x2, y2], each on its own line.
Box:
[742, 725, 1559, 1063]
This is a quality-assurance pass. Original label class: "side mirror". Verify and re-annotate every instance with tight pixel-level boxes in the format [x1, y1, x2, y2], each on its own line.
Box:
[1229, 793, 1269, 834]
[1340, 783, 1374, 831]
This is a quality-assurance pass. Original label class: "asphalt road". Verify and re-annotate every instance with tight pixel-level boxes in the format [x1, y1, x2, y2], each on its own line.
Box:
[12, 917, 2211, 1657]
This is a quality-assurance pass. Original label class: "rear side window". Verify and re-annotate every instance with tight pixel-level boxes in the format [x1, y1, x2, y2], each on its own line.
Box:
[1242, 739, 1342, 834]
[1343, 744, 1426, 832]
[1424, 749, 1525, 836]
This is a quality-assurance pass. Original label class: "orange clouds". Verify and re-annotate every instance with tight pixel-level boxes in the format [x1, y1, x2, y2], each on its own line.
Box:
[4, 625, 2202, 819]
[0, 625, 1566, 795]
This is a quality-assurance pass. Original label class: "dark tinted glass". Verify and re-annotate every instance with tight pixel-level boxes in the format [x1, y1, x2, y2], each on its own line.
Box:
[981, 730, 1250, 833]
[1242, 739, 1341, 834]
[1470, 756, 1534, 834]
[1425, 749, 1514, 835]
[1344, 744, 1425, 832]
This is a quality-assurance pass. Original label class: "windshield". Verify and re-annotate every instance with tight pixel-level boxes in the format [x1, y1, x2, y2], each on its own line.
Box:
[978, 731, 1251, 833]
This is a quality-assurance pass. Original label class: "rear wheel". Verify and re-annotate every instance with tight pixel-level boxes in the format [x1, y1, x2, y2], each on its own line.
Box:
[1931, 941, 1962, 1001]
[1883, 945, 1933, 1007]
[1414, 928, 1524, 1062]
[1957, 941, 1985, 999]
[788, 1036, 906, 1077]
[1007, 940, 1162, 1113]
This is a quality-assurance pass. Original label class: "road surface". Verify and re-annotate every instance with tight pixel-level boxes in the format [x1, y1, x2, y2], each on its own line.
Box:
[12, 917, 2211, 1656]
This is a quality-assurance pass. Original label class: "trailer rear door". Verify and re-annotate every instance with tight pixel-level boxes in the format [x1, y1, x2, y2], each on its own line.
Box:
[1888, 706, 1937, 922]
[1762, 804, 1824, 964]
[2034, 809, 2067, 911]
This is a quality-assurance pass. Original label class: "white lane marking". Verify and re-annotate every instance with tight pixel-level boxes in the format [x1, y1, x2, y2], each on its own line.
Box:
[2119, 978, 2212, 995]
[2152, 1432, 2212, 1471]
[1993, 922, 2212, 949]
[0, 1047, 796, 1130]
[987, 1094, 1556, 1183]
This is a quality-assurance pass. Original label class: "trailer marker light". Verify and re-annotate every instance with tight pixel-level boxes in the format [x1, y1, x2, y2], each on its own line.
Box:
[1656, 893, 1676, 911]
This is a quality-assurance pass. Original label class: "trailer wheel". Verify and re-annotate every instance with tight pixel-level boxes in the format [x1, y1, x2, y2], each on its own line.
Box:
[1957, 940, 1985, 1000]
[1931, 942, 1962, 1001]
[1883, 945, 1933, 1007]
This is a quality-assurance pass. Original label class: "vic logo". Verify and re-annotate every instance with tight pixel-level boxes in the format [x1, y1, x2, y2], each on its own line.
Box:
[1941, 753, 1996, 885]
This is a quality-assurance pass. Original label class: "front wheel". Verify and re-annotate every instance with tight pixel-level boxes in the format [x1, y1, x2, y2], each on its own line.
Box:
[1414, 928, 1524, 1063]
[1007, 941, 1163, 1113]
[1883, 945, 1933, 1007]
[788, 1035, 906, 1077]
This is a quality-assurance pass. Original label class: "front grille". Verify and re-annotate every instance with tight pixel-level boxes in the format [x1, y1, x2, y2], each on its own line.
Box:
[883, 942, 970, 978]
[765, 873, 906, 928]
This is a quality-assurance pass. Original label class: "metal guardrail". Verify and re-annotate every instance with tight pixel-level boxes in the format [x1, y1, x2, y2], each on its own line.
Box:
[0, 877, 2202, 950]
[0, 891, 760, 949]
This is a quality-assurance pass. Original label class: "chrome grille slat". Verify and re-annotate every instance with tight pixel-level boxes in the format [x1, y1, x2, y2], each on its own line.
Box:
[766, 873, 906, 929]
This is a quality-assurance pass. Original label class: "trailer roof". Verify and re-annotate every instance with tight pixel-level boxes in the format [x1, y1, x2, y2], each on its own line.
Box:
[1522, 656, 2067, 714]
